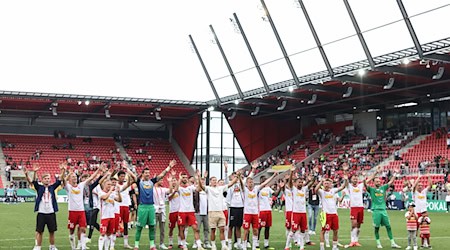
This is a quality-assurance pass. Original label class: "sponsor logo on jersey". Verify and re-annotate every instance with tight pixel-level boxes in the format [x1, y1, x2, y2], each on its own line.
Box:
[181, 192, 191, 197]
[261, 191, 269, 197]
[71, 189, 81, 194]
[248, 193, 257, 198]
[324, 194, 334, 199]
[297, 192, 305, 197]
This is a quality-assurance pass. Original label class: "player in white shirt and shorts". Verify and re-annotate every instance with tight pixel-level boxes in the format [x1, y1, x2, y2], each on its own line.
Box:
[315, 175, 348, 250]
[167, 173, 181, 249]
[64, 168, 101, 250]
[98, 178, 122, 250]
[345, 174, 365, 248]
[175, 171, 206, 250]
[117, 168, 137, 249]
[240, 172, 277, 250]
[285, 167, 314, 250]
[412, 174, 432, 218]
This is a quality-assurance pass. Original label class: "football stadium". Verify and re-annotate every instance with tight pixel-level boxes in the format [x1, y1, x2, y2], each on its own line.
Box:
[0, 1, 450, 250]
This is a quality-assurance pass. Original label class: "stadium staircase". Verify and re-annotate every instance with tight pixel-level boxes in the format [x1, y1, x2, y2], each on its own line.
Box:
[0, 146, 6, 188]
[253, 138, 333, 181]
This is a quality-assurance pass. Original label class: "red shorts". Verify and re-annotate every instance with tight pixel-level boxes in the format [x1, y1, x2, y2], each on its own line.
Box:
[285, 211, 292, 229]
[259, 211, 272, 228]
[178, 212, 197, 227]
[350, 207, 364, 224]
[100, 218, 116, 235]
[243, 214, 259, 230]
[169, 212, 178, 229]
[120, 206, 130, 224]
[68, 211, 87, 229]
[322, 214, 339, 231]
[291, 212, 308, 232]
[114, 213, 120, 232]
[416, 213, 423, 228]
[223, 210, 229, 226]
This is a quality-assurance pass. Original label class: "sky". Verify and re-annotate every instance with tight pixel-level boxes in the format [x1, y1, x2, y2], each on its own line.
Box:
[0, 0, 449, 102]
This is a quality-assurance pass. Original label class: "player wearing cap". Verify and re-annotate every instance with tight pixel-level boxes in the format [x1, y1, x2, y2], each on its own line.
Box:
[315, 173, 348, 250]
[364, 167, 401, 249]
[344, 174, 366, 248]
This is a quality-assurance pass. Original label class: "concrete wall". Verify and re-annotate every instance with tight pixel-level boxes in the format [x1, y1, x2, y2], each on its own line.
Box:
[353, 112, 377, 138]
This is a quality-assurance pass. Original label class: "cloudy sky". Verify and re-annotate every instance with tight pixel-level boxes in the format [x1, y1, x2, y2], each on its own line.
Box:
[0, 0, 448, 102]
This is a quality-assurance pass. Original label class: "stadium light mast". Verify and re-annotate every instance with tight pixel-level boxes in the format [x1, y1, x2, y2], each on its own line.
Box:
[209, 24, 245, 100]
[189, 35, 221, 106]
[231, 13, 271, 94]
[343, 0, 375, 70]
[259, 0, 301, 87]
[294, 0, 334, 78]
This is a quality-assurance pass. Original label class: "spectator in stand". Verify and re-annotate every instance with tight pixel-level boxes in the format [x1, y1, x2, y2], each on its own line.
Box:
[394, 150, 402, 161]
[447, 135, 450, 149]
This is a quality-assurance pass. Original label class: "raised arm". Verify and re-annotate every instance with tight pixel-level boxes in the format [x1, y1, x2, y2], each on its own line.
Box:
[306, 174, 315, 189]
[314, 178, 323, 194]
[224, 161, 229, 185]
[85, 167, 101, 185]
[196, 170, 204, 192]
[412, 175, 421, 192]
[114, 185, 122, 203]
[336, 174, 349, 193]
[427, 174, 433, 190]
[248, 161, 258, 178]
[23, 168, 34, 186]
[287, 166, 295, 189]
[156, 159, 176, 182]
[227, 172, 240, 188]
[260, 172, 278, 189]
[100, 186, 114, 200]
[387, 172, 397, 187]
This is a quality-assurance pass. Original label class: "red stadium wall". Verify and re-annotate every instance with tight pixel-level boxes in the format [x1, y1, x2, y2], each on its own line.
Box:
[228, 115, 301, 162]
[302, 120, 352, 137]
[172, 115, 201, 163]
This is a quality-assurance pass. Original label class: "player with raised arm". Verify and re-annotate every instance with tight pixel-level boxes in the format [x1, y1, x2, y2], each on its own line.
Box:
[167, 170, 181, 249]
[206, 167, 240, 250]
[24, 163, 65, 250]
[117, 164, 137, 249]
[97, 177, 123, 250]
[285, 166, 314, 250]
[240, 171, 278, 250]
[344, 173, 366, 248]
[363, 167, 401, 249]
[64, 166, 101, 250]
[134, 159, 176, 250]
[176, 170, 206, 250]
[226, 162, 256, 250]
[315, 172, 348, 250]
[412, 173, 433, 217]
[257, 174, 281, 249]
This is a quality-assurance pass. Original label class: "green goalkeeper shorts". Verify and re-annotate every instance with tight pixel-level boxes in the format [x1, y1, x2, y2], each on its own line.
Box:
[136, 204, 156, 227]
[372, 210, 391, 228]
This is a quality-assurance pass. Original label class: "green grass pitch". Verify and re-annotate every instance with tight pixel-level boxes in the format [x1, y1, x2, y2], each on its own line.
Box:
[1, 203, 449, 249]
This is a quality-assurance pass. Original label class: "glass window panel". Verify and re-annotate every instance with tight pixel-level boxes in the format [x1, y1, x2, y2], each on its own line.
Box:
[265, 0, 318, 54]
[260, 59, 295, 85]
[364, 21, 414, 58]
[210, 116, 222, 133]
[290, 48, 327, 76]
[323, 36, 367, 68]
[194, 28, 231, 80]
[403, 0, 450, 16]
[235, 68, 267, 93]
[223, 133, 235, 148]
[233, 1, 285, 65]
[212, 18, 258, 73]
[409, 6, 450, 45]
[210, 132, 222, 147]
[303, 0, 356, 44]
[348, 0, 403, 31]
[213, 76, 240, 98]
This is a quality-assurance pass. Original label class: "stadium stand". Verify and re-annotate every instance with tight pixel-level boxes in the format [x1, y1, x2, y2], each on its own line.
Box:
[1, 134, 185, 185]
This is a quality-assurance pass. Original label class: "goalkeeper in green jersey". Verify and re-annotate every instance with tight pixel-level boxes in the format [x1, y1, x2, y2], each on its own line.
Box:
[363, 167, 401, 249]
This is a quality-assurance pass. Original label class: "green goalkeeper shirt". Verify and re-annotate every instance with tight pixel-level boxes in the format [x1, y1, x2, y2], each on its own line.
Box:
[367, 184, 389, 210]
